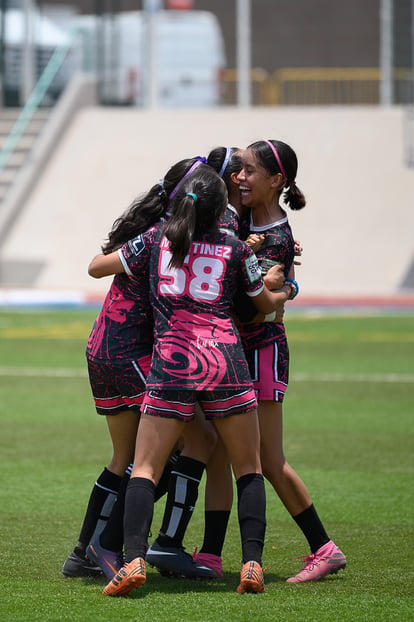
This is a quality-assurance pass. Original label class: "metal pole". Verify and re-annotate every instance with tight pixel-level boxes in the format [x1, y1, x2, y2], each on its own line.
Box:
[95, 0, 105, 104]
[21, 0, 36, 105]
[379, 0, 393, 106]
[236, 0, 251, 107]
[144, 0, 161, 108]
[412, 0, 414, 105]
[0, 0, 6, 106]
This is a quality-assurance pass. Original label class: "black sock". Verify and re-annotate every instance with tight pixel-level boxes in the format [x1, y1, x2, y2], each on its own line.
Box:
[156, 456, 205, 549]
[200, 511, 231, 557]
[237, 473, 266, 565]
[154, 450, 181, 502]
[124, 477, 155, 562]
[75, 467, 122, 556]
[99, 464, 132, 552]
[293, 504, 330, 554]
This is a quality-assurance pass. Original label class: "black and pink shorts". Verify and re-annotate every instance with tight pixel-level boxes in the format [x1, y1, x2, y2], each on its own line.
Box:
[87, 354, 152, 416]
[141, 387, 257, 421]
[245, 338, 289, 402]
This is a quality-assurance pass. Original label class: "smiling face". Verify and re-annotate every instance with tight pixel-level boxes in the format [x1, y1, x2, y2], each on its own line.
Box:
[237, 148, 283, 209]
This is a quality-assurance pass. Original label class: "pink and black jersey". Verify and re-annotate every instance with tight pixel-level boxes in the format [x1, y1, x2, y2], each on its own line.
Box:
[121, 225, 264, 391]
[238, 212, 295, 351]
[249, 213, 294, 276]
[86, 231, 156, 363]
[219, 203, 240, 237]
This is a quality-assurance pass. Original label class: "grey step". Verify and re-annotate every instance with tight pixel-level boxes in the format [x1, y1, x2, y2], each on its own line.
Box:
[0, 168, 18, 183]
[0, 118, 49, 134]
[0, 186, 10, 202]
[0, 108, 50, 120]
[0, 135, 38, 150]
[2, 151, 28, 167]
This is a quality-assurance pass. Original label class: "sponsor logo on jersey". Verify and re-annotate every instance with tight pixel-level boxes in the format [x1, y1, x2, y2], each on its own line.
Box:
[129, 234, 145, 255]
[245, 255, 261, 282]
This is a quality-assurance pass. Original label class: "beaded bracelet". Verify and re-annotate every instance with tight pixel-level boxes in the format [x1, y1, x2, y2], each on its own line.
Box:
[285, 278, 299, 300]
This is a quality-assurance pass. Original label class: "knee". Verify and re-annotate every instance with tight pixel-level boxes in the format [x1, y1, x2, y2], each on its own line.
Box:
[182, 422, 217, 463]
[261, 454, 287, 482]
[107, 454, 134, 477]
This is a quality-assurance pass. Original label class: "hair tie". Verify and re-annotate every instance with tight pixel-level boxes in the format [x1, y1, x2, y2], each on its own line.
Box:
[186, 192, 197, 202]
[264, 140, 287, 184]
[218, 147, 232, 178]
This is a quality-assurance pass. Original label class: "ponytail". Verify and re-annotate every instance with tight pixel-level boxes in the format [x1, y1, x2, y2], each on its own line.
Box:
[283, 182, 306, 211]
[164, 194, 197, 268]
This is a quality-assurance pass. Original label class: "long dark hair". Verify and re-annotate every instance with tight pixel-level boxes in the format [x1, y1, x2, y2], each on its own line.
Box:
[101, 158, 204, 253]
[248, 139, 306, 211]
[164, 165, 227, 268]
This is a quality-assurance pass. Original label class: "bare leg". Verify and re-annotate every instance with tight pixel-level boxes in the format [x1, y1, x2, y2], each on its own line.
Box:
[180, 403, 217, 463]
[214, 410, 261, 479]
[106, 410, 140, 475]
[258, 400, 335, 561]
[131, 413, 186, 484]
[205, 434, 233, 511]
[258, 400, 311, 516]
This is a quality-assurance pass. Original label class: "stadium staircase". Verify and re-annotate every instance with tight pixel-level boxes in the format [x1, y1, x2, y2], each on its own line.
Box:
[0, 107, 51, 205]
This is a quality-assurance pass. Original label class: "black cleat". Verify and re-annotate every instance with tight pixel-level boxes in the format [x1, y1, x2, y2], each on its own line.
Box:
[62, 550, 103, 578]
[145, 541, 216, 579]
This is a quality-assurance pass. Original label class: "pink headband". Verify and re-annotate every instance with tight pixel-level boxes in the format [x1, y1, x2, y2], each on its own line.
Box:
[264, 140, 287, 183]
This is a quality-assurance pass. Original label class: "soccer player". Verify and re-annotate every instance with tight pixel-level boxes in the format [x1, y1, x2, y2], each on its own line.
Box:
[62, 157, 217, 580]
[236, 139, 346, 582]
[145, 146, 291, 580]
[134, 147, 286, 581]
[91, 165, 294, 596]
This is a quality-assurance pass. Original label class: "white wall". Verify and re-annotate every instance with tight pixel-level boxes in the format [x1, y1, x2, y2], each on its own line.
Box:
[1, 106, 413, 300]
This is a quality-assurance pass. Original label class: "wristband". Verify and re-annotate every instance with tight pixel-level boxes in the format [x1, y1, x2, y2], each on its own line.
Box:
[285, 278, 299, 300]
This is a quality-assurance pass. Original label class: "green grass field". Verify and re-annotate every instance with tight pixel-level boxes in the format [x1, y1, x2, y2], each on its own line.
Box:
[0, 308, 413, 621]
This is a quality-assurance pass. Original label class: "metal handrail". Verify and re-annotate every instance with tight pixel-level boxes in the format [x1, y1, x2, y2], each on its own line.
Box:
[0, 27, 80, 174]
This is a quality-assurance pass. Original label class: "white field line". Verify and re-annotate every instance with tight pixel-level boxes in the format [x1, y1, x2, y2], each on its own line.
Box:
[292, 372, 414, 383]
[0, 367, 413, 384]
[0, 367, 88, 378]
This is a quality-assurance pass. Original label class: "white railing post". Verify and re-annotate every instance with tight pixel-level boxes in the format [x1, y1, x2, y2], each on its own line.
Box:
[380, 0, 394, 106]
[236, 0, 251, 107]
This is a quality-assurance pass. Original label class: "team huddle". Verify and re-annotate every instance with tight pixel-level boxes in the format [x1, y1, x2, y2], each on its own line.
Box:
[62, 140, 346, 596]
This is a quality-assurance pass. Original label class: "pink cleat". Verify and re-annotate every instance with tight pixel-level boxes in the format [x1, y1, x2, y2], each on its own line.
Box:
[192, 550, 223, 578]
[287, 540, 346, 583]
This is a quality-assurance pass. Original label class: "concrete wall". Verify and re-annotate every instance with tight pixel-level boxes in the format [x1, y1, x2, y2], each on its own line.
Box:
[1, 105, 413, 300]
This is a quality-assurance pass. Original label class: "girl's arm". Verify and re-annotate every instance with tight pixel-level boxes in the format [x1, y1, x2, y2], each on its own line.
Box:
[293, 238, 303, 266]
[88, 251, 125, 278]
[250, 282, 293, 315]
[263, 263, 285, 290]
